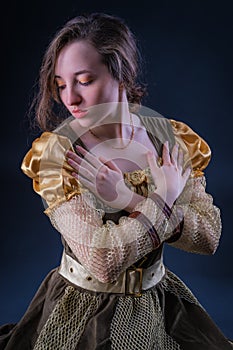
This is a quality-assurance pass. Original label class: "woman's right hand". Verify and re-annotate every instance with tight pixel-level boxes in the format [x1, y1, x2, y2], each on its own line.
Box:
[66, 146, 135, 211]
[147, 141, 191, 207]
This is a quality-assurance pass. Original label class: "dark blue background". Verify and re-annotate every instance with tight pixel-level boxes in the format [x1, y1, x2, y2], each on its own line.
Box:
[1, 0, 233, 340]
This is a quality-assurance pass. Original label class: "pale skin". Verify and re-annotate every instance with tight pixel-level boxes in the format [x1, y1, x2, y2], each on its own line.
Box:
[55, 40, 191, 212]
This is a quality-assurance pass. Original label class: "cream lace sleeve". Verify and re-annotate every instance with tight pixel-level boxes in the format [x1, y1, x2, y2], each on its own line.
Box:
[166, 119, 222, 254]
[167, 176, 222, 254]
[47, 192, 171, 283]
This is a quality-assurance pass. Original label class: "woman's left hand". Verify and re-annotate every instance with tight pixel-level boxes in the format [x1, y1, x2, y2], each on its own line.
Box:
[147, 141, 191, 207]
[66, 146, 133, 210]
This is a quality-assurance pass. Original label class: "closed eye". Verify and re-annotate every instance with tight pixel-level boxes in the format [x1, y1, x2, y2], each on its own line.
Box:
[78, 80, 93, 86]
[56, 79, 93, 90]
[57, 85, 66, 90]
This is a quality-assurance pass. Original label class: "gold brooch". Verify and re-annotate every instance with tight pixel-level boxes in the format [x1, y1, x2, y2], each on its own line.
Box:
[124, 170, 147, 186]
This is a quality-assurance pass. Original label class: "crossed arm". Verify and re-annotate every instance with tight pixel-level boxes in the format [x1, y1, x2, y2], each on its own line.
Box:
[46, 143, 221, 283]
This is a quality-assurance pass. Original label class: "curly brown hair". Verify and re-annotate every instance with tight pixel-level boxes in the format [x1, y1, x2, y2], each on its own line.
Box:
[31, 12, 147, 131]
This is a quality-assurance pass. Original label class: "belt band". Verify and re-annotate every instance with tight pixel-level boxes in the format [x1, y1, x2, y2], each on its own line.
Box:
[58, 250, 165, 296]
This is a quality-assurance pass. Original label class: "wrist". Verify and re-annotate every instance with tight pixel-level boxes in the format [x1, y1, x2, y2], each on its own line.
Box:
[149, 192, 184, 238]
[124, 191, 145, 213]
[153, 189, 175, 209]
[129, 210, 160, 249]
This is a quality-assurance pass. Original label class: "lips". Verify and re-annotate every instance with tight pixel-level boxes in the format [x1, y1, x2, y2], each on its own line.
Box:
[72, 109, 88, 119]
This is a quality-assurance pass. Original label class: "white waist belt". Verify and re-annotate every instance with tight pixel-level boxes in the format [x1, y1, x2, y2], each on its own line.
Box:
[58, 250, 165, 297]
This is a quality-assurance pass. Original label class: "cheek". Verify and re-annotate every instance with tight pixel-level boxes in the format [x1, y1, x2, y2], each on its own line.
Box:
[93, 81, 119, 104]
[58, 90, 69, 106]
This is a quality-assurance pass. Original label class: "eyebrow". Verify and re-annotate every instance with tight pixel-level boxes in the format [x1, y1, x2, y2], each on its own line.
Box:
[55, 70, 93, 79]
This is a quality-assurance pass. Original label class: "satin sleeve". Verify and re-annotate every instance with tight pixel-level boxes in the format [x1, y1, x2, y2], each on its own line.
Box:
[21, 131, 85, 211]
[170, 119, 211, 177]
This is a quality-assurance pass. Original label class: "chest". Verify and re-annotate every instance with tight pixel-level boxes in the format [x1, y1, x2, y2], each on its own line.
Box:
[80, 128, 159, 174]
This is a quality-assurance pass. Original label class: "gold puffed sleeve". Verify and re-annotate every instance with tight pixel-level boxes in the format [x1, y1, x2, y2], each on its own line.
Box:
[21, 131, 85, 213]
[170, 119, 211, 177]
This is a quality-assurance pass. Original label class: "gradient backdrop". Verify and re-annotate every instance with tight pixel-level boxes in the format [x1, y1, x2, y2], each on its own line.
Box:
[1, 0, 233, 340]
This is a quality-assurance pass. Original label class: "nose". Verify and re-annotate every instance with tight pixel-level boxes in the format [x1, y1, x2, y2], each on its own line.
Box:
[66, 85, 82, 107]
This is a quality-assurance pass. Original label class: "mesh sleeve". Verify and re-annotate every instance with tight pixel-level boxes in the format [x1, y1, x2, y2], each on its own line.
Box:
[47, 191, 168, 283]
[168, 176, 222, 254]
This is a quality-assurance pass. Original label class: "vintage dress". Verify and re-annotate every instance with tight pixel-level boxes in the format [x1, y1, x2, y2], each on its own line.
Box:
[0, 114, 232, 350]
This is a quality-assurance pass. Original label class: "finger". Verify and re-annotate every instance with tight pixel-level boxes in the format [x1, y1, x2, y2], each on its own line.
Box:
[67, 157, 80, 172]
[68, 158, 95, 182]
[67, 151, 96, 175]
[66, 150, 94, 174]
[76, 145, 102, 170]
[182, 166, 192, 182]
[162, 141, 171, 165]
[177, 147, 184, 168]
[72, 171, 96, 193]
[99, 156, 121, 172]
[147, 151, 159, 170]
[66, 150, 82, 164]
[171, 143, 179, 165]
[78, 164, 96, 182]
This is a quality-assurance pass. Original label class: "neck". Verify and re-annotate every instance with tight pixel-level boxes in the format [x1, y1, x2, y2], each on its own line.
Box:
[90, 123, 122, 140]
[90, 112, 132, 140]
[88, 112, 135, 150]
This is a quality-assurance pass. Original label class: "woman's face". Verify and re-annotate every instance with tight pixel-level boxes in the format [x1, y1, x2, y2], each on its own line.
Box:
[55, 40, 121, 126]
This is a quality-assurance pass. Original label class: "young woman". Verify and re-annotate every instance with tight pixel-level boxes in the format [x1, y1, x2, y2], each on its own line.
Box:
[0, 12, 232, 350]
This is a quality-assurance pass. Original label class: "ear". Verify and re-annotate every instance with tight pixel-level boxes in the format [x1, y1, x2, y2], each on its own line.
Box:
[118, 82, 124, 95]
[119, 82, 124, 90]
[118, 82, 127, 103]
